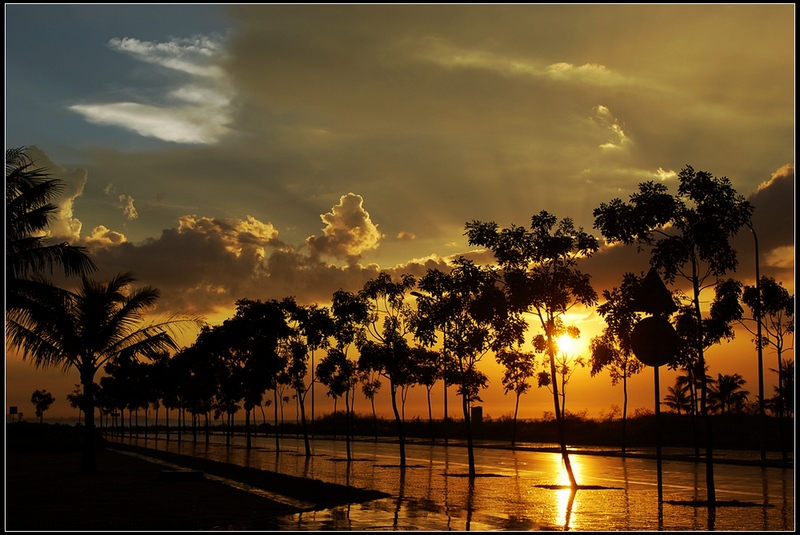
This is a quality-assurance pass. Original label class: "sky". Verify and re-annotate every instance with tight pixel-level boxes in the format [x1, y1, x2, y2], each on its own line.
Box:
[5, 4, 795, 424]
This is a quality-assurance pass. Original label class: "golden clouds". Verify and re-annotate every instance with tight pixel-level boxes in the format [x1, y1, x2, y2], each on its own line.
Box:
[306, 193, 385, 264]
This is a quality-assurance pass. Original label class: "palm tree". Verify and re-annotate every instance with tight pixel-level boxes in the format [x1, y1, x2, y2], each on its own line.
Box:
[6, 271, 204, 473]
[6, 146, 96, 312]
[708, 373, 749, 414]
[663, 380, 693, 414]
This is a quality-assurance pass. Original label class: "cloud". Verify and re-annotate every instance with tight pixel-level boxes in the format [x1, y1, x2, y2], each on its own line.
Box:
[84, 225, 128, 246]
[745, 164, 795, 280]
[396, 231, 416, 241]
[592, 105, 631, 151]
[119, 195, 138, 220]
[23, 146, 86, 242]
[306, 193, 385, 265]
[107, 35, 227, 79]
[416, 37, 646, 90]
[68, 34, 235, 144]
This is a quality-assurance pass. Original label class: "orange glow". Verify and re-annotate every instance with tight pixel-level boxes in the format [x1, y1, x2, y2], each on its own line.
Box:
[555, 333, 581, 356]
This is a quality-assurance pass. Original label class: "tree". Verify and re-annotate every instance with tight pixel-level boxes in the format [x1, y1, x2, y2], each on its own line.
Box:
[589, 272, 646, 456]
[535, 329, 586, 417]
[416, 257, 524, 478]
[281, 297, 334, 456]
[30, 389, 55, 423]
[495, 347, 537, 446]
[769, 358, 794, 417]
[315, 289, 368, 459]
[358, 272, 417, 469]
[663, 379, 693, 415]
[6, 146, 96, 313]
[409, 345, 443, 441]
[223, 299, 290, 449]
[742, 276, 794, 461]
[6, 271, 204, 473]
[708, 373, 749, 414]
[593, 165, 753, 504]
[361, 370, 382, 441]
[467, 212, 598, 488]
[317, 347, 359, 460]
[66, 384, 84, 420]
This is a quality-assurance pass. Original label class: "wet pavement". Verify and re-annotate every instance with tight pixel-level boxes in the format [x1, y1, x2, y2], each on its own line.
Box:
[109, 433, 794, 531]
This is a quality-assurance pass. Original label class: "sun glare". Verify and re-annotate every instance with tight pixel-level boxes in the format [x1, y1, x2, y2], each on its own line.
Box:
[555, 334, 581, 355]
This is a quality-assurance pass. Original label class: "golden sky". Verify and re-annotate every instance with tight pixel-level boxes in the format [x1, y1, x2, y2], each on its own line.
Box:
[5, 4, 795, 422]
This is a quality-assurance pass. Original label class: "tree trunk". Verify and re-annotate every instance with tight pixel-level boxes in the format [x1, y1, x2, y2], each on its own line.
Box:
[462, 394, 475, 478]
[512, 393, 520, 447]
[298, 389, 311, 457]
[692, 256, 715, 506]
[622, 373, 628, 457]
[80, 368, 97, 474]
[390, 383, 406, 468]
[549, 335, 577, 489]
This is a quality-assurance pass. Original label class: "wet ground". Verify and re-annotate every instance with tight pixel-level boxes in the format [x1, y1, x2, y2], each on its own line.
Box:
[109, 433, 794, 531]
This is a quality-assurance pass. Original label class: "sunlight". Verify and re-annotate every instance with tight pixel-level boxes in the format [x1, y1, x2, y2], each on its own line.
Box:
[554, 455, 582, 529]
[555, 333, 581, 356]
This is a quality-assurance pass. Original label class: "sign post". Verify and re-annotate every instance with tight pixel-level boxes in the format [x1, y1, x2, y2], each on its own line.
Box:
[630, 268, 678, 504]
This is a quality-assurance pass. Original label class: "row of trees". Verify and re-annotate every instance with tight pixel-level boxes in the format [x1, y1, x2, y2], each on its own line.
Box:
[6, 146, 794, 504]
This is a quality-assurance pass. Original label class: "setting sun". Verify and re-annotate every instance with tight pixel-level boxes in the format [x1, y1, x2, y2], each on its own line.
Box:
[555, 333, 582, 356]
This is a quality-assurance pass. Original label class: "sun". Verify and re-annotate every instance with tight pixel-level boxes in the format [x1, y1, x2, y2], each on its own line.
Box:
[555, 333, 581, 355]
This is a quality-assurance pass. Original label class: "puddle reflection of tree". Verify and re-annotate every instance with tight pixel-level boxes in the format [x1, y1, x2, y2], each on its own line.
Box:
[394, 467, 405, 529]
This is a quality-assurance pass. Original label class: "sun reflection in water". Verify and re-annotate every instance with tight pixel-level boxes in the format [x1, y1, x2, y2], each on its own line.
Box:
[554, 452, 582, 529]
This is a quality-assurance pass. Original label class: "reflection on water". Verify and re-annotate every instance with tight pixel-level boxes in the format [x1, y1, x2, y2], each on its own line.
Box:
[109, 433, 794, 531]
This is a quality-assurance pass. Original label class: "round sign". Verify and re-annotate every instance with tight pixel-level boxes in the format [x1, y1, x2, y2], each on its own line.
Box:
[631, 316, 679, 367]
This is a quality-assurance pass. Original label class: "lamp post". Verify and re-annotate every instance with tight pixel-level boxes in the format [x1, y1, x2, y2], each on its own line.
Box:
[745, 220, 766, 464]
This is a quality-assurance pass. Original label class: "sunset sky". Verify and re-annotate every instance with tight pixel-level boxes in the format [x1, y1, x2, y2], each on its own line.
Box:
[5, 4, 795, 423]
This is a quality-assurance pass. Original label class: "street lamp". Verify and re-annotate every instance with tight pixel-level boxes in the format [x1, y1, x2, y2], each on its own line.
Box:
[745, 219, 766, 464]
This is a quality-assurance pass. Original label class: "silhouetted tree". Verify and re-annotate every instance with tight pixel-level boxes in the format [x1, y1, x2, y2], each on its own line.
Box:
[225, 299, 290, 449]
[768, 358, 794, 417]
[361, 370, 382, 440]
[467, 212, 598, 488]
[416, 257, 523, 477]
[30, 389, 55, 423]
[742, 276, 794, 461]
[358, 272, 417, 469]
[409, 345, 444, 441]
[495, 347, 537, 446]
[708, 373, 749, 414]
[281, 297, 334, 456]
[535, 328, 586, 417]
[663, 379, 693, 415]
[593, 165, 753, 504]
[317, 348, 358, 460]
[66, 384, 83, 420]
[6, 146, 96, 315]
[589, 272, 646, 456]
[7, 272, 204, 472]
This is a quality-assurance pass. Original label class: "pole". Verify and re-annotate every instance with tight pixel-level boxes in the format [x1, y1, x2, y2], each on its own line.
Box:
[747, 221, 766, 463]
[655, 365, 663, 503]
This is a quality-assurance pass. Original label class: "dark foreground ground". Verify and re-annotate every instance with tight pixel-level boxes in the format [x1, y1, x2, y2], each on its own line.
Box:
[5, 424, 388, 531]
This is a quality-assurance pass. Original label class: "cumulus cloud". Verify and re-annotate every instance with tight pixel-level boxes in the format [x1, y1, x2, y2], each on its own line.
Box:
[176, 214, 282, 260]
[84, 225, 128, 246]
[22, 146, 86, 242]
[68, 34, 235, 144]
[306, 193, 385, 265]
